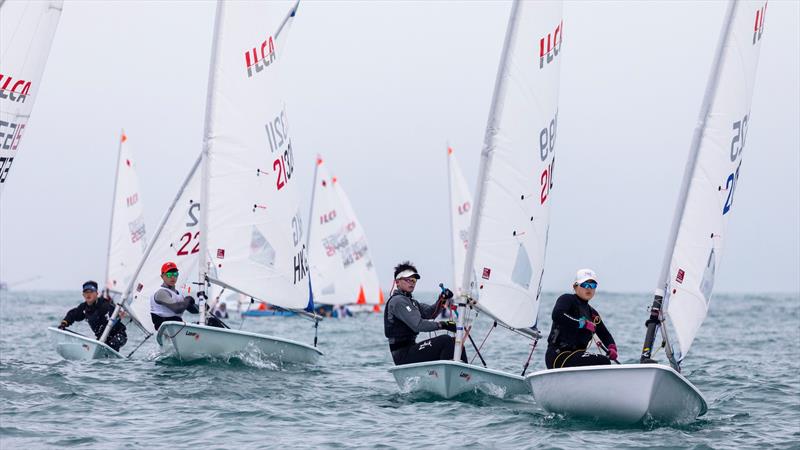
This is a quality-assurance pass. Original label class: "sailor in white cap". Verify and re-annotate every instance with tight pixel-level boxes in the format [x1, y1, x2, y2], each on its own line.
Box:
[383, 261, 466, 365]
[544, 268, 618, 369]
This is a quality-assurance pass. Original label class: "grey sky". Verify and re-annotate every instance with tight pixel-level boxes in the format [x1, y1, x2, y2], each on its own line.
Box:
[1, 1, 797, 296]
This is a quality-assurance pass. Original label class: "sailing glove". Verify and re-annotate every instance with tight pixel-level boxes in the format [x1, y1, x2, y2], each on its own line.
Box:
[578, 317, 596, 333]
[58, 320, 68, 330]
[439, 321, 457, 333]
[607, 344, 618, 361]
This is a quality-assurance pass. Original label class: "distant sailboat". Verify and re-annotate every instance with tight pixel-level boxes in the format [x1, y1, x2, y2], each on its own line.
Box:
[390, 0, 563, 398]
[0, 0, 63, 196]
[307, 156, 383, 314]
[527, 0, 766, 424]
[48, 130, 150, 359]
[446, 145, 473, 299]
[123, 0, 322, 364]
[105, 130, 148, 296]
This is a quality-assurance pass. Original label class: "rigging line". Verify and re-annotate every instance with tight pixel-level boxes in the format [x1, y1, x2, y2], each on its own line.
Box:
[470, 320, 496, 365]
[467, 333, 487, 367]
[164, 322, 188, 339]
[594, 337, 620, 365]
[520, 337, 539, 376]
[239, 297, 255, 330]
[460, 307, 479, 357]
[125, 333, 153, 359]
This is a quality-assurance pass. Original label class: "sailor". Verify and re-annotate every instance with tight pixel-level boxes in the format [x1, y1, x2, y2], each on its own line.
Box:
[58, 280, 127, 351]
[384, 261, 467, 365]
[149, 262, 200, 330]
[545, 269, 618, 369]
[212, 302, 229, 319]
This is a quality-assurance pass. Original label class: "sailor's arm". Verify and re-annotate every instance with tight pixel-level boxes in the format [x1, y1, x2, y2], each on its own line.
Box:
[595, 318, 615, 347]
[62, 304, 86, 327]
[551, 295, 579, 328]
[154, 289, 192, 313]
[392, 298, 440, 333]
[418, 300, 441, 319]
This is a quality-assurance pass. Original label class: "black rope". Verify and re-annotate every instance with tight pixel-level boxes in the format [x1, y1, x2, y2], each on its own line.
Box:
[126, 333, 153, 358]
[467, 333, 486, 367]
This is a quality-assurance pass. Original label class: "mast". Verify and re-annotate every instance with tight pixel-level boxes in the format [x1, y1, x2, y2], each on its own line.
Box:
[198, 0, 226, 326]
[305, 155, 321, 250]
[455, 0, 522, 362]
[640, 1, 738, 369]
[446, 144, 456, 291]
[104, 129, 124, 293]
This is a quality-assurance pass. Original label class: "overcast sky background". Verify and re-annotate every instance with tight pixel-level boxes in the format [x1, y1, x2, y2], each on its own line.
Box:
[1, 1, 798, 296]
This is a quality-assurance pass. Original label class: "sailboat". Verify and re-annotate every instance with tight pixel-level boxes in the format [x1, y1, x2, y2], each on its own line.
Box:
[123, 0, 322, 364]
[307, 156, 383, 316]
[0, 0, 63, 196]
[389, 0, 563, 398]
[446, 145, 472, 300]
[526, 0, 766, 424]
[48, 130, 149, 359]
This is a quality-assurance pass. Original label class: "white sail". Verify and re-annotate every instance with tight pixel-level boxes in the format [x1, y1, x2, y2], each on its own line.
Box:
[659, 0, 766, 361]
[123, 156, 203, 334]
[308, 156, 382, 306]
[461, 0, 563, 330]
[0, 0, 63, 195]
[105, 130, 147, 295]
[200, 1, 310, 311]
[447, 146, 473, 297]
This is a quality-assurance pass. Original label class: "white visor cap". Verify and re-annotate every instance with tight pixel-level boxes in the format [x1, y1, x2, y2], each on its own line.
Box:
[395, 269, 421, 280]
[574, 268, 598, 285]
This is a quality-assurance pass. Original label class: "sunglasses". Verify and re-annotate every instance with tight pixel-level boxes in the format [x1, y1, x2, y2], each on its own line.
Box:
[579, 281, 597, 289]
[164, 271, 179, 279]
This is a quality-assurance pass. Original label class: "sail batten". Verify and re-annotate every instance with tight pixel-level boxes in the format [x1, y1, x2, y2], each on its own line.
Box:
[461, 0, 563, 330]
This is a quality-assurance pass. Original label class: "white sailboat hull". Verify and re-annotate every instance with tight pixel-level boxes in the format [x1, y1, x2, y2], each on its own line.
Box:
[526, 364, 707, 424]
[156, 322, 322, 365]
[47, 327, 124, 360]
[388, 360, 529, 399]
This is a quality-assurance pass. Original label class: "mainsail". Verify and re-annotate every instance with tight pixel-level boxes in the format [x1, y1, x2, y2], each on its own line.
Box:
[199, 1, 310, 311]
[654, 0, 766, 363]
[0, 0, 63, 196]
[461, 0, 563, 331]
[123, 156, 203, 334]
[307, 157, 382, 306]
[447, 146, 473, 297]
[105, 130, 147, 295]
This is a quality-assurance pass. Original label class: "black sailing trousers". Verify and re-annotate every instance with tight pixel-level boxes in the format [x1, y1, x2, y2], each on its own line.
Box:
[391, 335, 468, 366]
[545, 346, 611, 369]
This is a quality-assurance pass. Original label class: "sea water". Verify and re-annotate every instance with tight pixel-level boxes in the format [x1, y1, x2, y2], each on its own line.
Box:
[1, 290, 798, 448]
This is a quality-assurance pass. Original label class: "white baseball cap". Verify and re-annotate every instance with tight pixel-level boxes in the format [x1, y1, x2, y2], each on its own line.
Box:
[574, 268, 598, 285]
